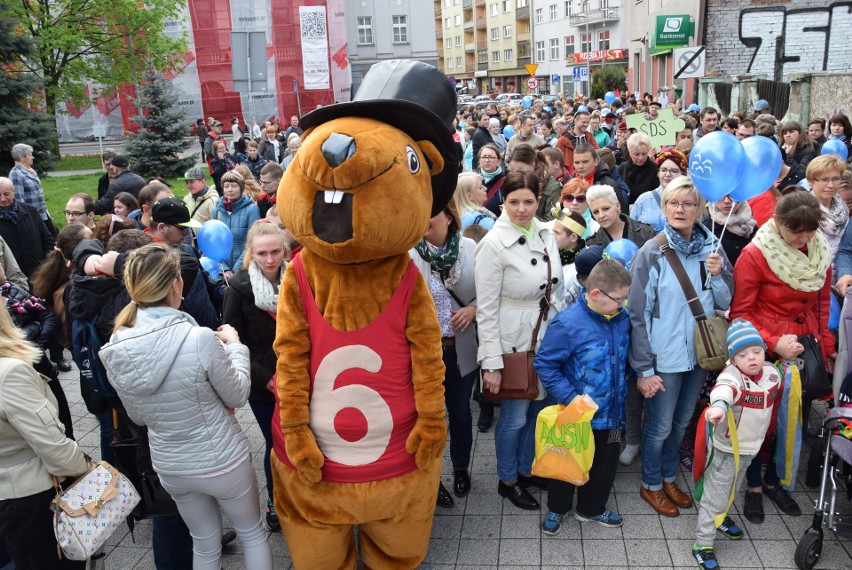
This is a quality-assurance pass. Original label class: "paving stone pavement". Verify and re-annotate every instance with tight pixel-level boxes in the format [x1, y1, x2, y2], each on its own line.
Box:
[57, 368, 852, 569]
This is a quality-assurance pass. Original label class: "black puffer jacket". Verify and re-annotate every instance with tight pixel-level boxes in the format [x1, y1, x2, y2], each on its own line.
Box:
[617, 156, 659, 205]
[222, 269, 277, 404]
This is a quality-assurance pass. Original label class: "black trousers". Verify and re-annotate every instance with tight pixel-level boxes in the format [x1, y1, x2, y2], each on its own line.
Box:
[0, 488, 86, 570]
[546, 428, 621, 518]
[442, 344, 476, 470]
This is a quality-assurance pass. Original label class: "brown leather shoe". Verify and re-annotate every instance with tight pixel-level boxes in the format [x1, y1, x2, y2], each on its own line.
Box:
[640, 486, 679, 517]
[663, 481, 694, 509]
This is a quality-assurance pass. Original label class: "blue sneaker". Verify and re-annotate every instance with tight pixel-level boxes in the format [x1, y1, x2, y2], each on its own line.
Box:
[575, 508, 623, 528]
[716, 516, 743, 540]
[541, 511, 564, 536]
[692, 544, 720, 569]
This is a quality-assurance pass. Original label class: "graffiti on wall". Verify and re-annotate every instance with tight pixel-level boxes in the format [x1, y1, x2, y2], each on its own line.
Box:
[739, 2, 852, 82]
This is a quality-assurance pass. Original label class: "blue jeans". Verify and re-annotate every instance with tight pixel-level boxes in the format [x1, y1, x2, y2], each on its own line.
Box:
[152, 515, 193, 570]
[249, 399, 274, 502]
[495, 397, 550, 483]
[745, 436, 780, 488]
[641, 368, 706, 490]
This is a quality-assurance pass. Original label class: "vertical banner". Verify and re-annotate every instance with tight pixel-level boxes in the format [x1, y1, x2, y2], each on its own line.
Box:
[325, 0, 351, 103]
[231, 0, 279, 125]
[299, 6, 330, 90]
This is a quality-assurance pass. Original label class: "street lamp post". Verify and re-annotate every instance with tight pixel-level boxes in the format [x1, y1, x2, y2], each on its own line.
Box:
[584, 1, 590, 96]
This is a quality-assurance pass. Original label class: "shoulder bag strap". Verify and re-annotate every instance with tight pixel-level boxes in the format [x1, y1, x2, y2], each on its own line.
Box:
[528, 250, 553, 352]
[653, 234, 706, 321]
[485, 175, 505, 202]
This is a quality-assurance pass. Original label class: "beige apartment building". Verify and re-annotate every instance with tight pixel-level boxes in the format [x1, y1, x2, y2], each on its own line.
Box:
[436, 0, 533, 97]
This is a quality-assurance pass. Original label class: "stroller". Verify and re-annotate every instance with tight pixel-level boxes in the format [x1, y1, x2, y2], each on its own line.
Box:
[794, 407, 852, 569]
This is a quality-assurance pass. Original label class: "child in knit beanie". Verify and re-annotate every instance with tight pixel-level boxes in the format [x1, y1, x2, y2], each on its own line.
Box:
[692, 319, 781, 570]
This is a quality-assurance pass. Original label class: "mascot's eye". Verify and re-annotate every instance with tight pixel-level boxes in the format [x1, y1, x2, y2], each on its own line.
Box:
[406, 146, 420, 174]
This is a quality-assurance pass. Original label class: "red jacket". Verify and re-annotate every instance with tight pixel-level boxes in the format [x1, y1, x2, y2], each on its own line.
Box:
[730, 242, 833, 359]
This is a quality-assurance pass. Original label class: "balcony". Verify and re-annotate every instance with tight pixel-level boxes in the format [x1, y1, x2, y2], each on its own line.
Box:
[517, 56, 531, 68]
[476, 16, 486, 30]
[465, 42, 475, 52]
[569, 6, 620, 27]
[463, 0, 473, 8]
[477, 37, 487, 50]
[516, 6, 529, 20]
[435, 28, 443, 39]
[517, 32, 530, 43]
[464, 20, 474, 30]
[478, 62, 489, 71]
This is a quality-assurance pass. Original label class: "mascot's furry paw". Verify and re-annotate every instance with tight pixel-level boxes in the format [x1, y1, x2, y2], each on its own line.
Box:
[284, 427, 325, 484]
[405, 416, 447, 470]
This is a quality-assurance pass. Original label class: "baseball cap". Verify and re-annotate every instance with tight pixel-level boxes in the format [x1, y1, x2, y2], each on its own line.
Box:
[687, 103, 701, 113]
[575, 246, 605, 277]
[183, 167, 207, 180]
[753, 99, 770, 112]
[110, 155, 129, 168]
[151, 198, 202, 228]
[649, 101, 661, 108]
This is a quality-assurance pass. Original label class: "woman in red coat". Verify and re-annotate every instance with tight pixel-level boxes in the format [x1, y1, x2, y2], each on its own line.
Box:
[730, 189, 834, 525]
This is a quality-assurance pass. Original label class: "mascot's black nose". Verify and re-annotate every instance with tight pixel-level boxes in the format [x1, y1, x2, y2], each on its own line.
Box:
[322, 133, 356, 168]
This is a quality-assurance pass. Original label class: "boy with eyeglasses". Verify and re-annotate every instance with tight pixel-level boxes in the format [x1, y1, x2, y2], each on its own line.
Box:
[534, 259, 632, 535]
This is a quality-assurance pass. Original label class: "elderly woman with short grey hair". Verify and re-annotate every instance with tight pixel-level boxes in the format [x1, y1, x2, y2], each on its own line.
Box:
[489, 117, 508, 154]
[585, 184, 657, 249]
[9, 143, 55, 235]
[617, 132, 659, 205]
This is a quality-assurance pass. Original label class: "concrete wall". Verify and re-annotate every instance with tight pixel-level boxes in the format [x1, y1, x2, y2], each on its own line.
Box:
[705, 0, 852, 83]
[810, 73, 852, 120]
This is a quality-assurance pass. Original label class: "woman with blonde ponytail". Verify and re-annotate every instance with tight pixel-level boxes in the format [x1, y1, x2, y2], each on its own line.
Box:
[0, 304, 89, 569]
[100, 243, 272, 570]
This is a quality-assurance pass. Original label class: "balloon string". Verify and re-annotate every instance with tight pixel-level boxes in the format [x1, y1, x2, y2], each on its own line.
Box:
[705, 201, 736, 287]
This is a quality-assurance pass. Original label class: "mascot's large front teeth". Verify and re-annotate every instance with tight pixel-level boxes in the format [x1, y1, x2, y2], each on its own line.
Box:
[324, 190, 345, 205]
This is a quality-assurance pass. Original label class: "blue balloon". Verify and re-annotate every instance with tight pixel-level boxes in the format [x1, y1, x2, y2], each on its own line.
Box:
[199, 256, 220, 278]
[729, 136, 783, 202]
[197, 220, 234, 262]
[688, 131, 747, 202]
[522, 96, 533, 109]
[503, 125, 514, 139]
[604, 239, 640, 270]
[604, 91, 616, 105]
[577, 105, 588, 113]
[822, 138, 849, 161]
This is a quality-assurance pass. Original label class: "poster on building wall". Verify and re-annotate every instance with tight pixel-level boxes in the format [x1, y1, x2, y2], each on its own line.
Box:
[326, 0, 351, 103]
[55, 81, 126, 143]
[299, 6, 330, 90]
[231, 0, 279, 125]
[163, 3, 203, 129]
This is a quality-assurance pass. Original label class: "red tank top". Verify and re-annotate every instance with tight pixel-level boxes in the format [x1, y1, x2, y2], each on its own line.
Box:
[272, 254, 419, 483]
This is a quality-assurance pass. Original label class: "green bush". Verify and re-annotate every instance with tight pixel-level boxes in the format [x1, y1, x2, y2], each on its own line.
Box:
[590, 66, 627, 100]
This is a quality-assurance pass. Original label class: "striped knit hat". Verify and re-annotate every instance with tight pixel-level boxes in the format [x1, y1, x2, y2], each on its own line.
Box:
[727, 318, 766, 358]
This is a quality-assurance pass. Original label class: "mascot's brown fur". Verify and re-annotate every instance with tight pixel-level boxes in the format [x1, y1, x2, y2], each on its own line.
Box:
[271, 60, 460, 569]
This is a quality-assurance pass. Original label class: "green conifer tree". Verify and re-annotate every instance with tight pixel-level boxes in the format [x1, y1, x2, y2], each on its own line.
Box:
[124, 69, 195, 178]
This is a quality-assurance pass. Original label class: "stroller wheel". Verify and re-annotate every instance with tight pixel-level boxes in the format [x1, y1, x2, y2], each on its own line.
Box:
[794, 532, 822, 569]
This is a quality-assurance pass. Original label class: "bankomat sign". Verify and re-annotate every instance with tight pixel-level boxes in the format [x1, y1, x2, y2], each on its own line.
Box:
[654, 15, 694, 47]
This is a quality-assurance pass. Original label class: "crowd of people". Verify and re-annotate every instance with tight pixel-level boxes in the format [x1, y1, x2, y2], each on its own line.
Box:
[0, 90, 851, 570]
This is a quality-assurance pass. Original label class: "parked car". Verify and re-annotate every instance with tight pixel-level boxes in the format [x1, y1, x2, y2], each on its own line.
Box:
[496, 93, 522, 103]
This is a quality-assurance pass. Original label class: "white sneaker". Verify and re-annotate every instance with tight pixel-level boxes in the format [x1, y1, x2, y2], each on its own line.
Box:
[619, 444, 640, 466]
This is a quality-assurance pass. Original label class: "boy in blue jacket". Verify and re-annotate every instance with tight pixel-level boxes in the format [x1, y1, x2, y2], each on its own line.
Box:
[534, 259, 631, 535]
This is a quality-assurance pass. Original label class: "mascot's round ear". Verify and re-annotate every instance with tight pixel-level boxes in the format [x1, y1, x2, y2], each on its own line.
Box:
[415, 140, 444, 177]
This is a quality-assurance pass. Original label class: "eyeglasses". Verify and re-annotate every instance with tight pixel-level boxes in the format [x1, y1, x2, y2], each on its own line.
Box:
[666, 201, 697, 211]
[64, 210, 86, 217]
[815, 177, 843, 185]
[659, 168, 682, 176]
[260, 178, 278, 186]
[562, 195, 587, 203]
[479, 155, 498, 161]
[600, 290, 627, 305]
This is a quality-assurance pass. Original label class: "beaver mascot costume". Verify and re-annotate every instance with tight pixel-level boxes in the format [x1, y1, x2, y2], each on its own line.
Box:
[270, 60, 462, 569]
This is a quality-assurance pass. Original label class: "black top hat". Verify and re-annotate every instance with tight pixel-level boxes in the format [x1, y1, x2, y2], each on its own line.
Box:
[300, 60, 461, 217]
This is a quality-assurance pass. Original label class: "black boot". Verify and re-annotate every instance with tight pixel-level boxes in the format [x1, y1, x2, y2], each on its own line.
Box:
[477, 401, 494, 433]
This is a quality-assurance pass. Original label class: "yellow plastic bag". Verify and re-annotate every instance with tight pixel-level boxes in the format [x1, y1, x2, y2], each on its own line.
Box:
[531, 395, 598, 485]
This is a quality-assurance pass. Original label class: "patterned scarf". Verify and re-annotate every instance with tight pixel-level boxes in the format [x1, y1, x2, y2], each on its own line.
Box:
[559, 238, 585, 266]
[818, 193, 849, 239]
[248, 260, 283, 313]
[664, 222, 705, 255]
[752, 219, 830, 292]
[414, 231, 461, 287]
[0, 202, 20, 224]
[710, 202, 756, 238]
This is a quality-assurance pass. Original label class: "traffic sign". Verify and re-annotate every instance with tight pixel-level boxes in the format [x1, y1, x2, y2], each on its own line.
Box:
[525, 64, 538, 76]
[572, 67, 589, 81]
[526, 76, 539, 90]
[673, 45, 706, 79]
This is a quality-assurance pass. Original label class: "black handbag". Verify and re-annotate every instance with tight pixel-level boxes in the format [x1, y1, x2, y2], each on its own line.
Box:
[797, 333, 832, 401]
[110, 427, 179, 520]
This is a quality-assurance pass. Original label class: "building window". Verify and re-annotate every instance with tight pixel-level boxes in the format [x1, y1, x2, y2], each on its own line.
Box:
[357, 17, 373, 45]
[445, 17, 451, 28]
[549, 38, 559, 60]
[535, 40, 545, 62]
[456, 56, 462, 67]
[478, 49, 488, 63]
[534, 8, 543, 23]
[503, 25, 512, 38]
[454, 14, 461, 26]
[504, 48, 514, 61]
[502, 0, 510, 12]
[581, 33, 591, 52]
[392, 15, 408, 43]
[564, 35, 575, 55]
[445, 38, 452, 48]
[491, 27, 499, 40]
[490, 3, 498, 16]
[598, 30, 610, 50]
[446, 58, 453, 69]
[455, 35, 461, 46]
[492, 50, 501, 62]
[518, 40, 529, 57]
[516, 0, 528, 7]
[565, 0, 572, 17]
[549, 4, 557, 20]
